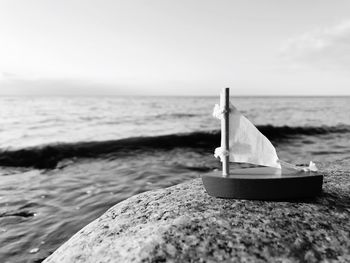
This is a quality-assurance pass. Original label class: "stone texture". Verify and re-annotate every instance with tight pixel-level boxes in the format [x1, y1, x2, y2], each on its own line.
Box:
[45, 172, 350, 263]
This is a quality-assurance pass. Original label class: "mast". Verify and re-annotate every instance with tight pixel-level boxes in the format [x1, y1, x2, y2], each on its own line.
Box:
[222, 87, 230, 177]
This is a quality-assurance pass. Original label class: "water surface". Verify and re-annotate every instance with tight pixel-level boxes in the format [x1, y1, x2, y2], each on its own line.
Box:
[1, 96, 350, 262]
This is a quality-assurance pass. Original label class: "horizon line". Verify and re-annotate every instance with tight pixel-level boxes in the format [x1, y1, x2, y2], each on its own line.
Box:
[0, 94, 350, 98]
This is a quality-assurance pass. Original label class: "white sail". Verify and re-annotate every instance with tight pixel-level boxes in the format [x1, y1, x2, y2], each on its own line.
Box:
[213, 103, 281, 169]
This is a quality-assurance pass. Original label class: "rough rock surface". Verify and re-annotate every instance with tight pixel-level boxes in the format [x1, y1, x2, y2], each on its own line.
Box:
[45, 172, 350, 263]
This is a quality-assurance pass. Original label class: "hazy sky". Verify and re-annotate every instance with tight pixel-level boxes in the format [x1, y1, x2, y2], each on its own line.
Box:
[1, 0, 350, 96]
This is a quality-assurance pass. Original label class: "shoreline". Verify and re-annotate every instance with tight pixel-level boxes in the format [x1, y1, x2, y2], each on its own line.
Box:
[44, 170, 350, 262]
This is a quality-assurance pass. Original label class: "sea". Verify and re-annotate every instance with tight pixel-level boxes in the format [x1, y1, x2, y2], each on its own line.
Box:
[1, 96, 350, 263]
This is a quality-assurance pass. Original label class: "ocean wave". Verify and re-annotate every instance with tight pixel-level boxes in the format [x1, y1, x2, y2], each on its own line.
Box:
[258, 124, 350, 139]
[0, 124, 349, 169]
[153, 113, 200, 119]
[0, 131, 220, 169]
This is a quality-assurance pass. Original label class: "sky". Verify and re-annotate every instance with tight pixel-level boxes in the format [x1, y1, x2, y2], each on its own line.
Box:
[1, 0, 350, 96]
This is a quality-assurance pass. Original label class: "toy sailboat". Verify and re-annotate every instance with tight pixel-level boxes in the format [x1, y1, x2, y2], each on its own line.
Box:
[201, 88, 323, 200]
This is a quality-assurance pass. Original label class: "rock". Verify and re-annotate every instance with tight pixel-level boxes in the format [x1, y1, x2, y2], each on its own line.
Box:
[44, 172, 350, 262]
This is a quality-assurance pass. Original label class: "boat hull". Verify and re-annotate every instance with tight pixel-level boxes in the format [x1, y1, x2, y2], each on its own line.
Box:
[201, 167, 323, 200]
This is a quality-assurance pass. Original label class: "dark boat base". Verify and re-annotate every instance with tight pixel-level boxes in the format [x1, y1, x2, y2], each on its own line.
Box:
[201, 167, 323, 200]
